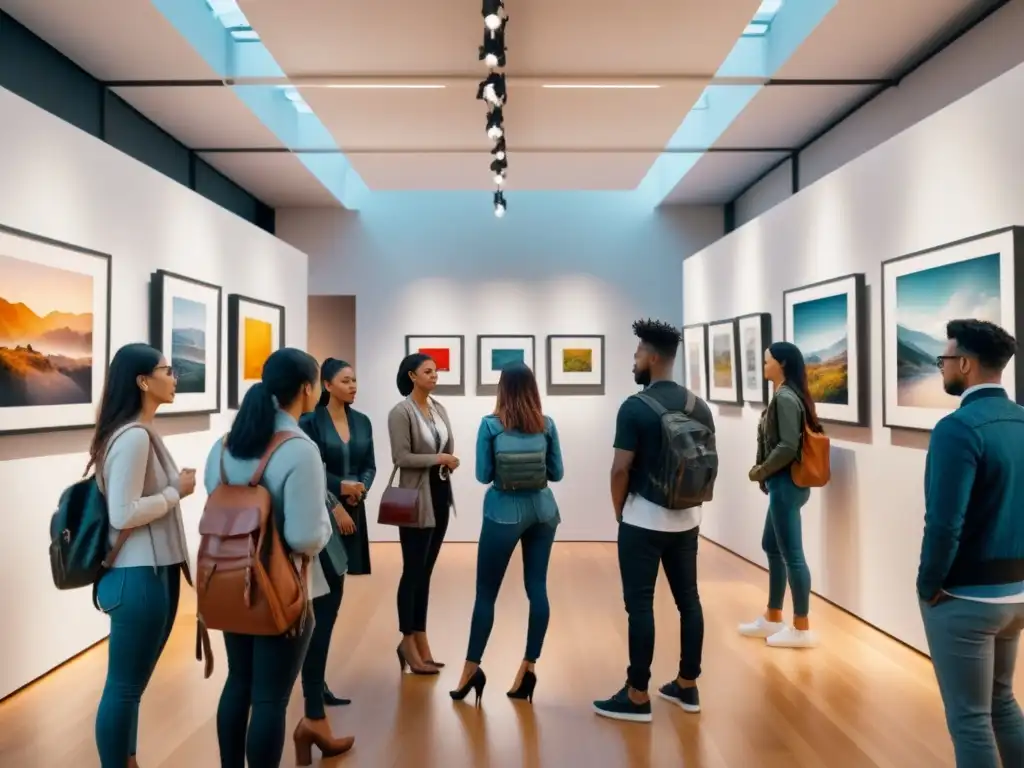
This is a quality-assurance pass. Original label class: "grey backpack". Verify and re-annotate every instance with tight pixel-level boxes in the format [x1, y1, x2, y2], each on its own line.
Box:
[492, 429, 549, 492]
[635, 390, 718, 510]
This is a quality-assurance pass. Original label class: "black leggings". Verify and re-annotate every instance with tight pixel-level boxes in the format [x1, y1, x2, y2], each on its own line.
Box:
[397, 467, 450, 635]
[301, 559, 344, 719]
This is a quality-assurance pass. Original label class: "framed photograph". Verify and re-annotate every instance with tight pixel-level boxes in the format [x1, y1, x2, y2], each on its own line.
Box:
[682, 324, 708, 400]
[737, 312, 772, 404]
[227, 294, 285, 409]
[0, 224, 111, 436]
[882, 226, 1023, 431]
[784, 273, 867, 426]
[546, 335, 605, 395]
[150, 270, 222, 416]
[406, 335, 465, 396]
[477, 335, 536, 396]
[707, 318, 741, 405]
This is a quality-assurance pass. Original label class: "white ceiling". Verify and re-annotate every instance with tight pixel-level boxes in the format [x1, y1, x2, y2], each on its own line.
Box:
[0, 0, 1006, 208]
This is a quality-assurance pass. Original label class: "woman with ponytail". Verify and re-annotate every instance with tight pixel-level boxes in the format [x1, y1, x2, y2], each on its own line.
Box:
[740, 341, 823, 650]
[298, 358, 376, 711]
[204, 348, 353, 766]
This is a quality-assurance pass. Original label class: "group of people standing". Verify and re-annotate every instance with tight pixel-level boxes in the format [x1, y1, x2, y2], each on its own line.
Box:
[84, 312, 1024, 768]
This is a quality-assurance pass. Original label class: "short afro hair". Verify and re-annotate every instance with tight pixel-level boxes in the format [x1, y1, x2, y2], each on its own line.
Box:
[633, 318, 681, 359]
[947, 319, 1017, 372]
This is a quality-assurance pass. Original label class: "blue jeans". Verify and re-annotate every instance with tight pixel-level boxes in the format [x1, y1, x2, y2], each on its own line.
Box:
[466, 512, 557, 664]
[921, 597, 1024, 767]
[95, 565, 180, 767]
[763, 472, 811, 617]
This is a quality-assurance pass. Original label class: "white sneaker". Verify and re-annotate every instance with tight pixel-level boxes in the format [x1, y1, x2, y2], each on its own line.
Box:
[738, 616, 785, 638]
[766, 626, 819, 648]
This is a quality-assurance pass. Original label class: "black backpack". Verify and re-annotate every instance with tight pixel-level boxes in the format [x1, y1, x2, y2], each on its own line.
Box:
[635, 389, 718, 510]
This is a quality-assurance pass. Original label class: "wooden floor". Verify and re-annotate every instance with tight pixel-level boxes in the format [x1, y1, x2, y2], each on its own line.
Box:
[0, 542, 986, 767]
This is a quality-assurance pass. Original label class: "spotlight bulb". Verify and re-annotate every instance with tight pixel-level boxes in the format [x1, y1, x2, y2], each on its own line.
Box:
[485, 13, 502, 30]
[487, 125, 503, 140]
[495, 150, 506, 161]
[483, 84, 499, 105]
[484, 53, 499, 68]
[493, 173, 505, 186]
[494, 204, 506, 218]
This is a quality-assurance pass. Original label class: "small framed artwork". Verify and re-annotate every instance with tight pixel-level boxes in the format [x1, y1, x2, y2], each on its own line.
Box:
[0, 224, 111, 435]
[477, 335, 536, 396]
[783, 273, 868, 426]
[150, 270, 222, 416]
[881, 226, 1023, 431]
[707, 318, 742, 405]
[682, 324, 708, 400]
[546, 335, 605, 395]
[737, 312, 772, 405]
[406, 335, 465, 396]
[227, 294, 285, 409]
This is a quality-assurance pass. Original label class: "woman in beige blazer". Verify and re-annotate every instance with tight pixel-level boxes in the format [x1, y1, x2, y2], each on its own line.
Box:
[387, 352, 460, 675]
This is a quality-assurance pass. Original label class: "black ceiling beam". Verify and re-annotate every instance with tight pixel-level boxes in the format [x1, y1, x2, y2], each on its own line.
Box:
[729, 0, 1012, 205]
[192, 146, 795, 155]
[101, 77, 893, 89]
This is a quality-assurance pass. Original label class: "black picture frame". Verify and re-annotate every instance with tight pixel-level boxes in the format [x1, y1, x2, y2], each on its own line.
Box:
[476, 334, 536, 396]
[782, 272, 868, 427]
[881, 225, 1024, 432]
[405, 334, 466, 396]
[0, 223, 112, 436]
[545, 334, 605, 396]
[681, 323, 709, 401]
[149, 270, 222, 417]
[227, 294, 286, 409]
[736, 312, 773, 405]
[706, 317, 743, 406]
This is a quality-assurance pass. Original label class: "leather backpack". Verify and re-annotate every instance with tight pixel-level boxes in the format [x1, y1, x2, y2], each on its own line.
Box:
[195, 432, 309, 678]
[791, 422, 831, 488]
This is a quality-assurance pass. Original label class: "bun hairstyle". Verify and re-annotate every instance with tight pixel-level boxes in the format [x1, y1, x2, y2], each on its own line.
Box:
[396, 352, 433, 397]
[226, 347, 319, 459]
[317, 357, 353, 409]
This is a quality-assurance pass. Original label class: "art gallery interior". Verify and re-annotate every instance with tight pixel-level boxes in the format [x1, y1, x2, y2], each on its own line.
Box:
[0, 0, 1022, 765]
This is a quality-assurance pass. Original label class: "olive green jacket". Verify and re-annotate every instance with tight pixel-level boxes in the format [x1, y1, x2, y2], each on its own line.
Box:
[753, 385, 805, 481]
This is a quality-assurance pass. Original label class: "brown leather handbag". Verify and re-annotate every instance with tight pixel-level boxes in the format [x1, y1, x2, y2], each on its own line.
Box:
[377, 464, 420, 526]
[194, 432, 310, 678]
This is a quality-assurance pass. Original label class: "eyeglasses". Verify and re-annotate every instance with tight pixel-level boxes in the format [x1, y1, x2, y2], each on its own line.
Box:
[153, 365, 178, 380]
[935, 355, 963, 369]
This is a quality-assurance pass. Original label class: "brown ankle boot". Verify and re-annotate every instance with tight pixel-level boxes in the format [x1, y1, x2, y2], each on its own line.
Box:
[293, 718, 354, 766]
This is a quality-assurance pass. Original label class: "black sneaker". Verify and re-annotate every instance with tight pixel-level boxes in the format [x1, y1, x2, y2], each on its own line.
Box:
[657, 680, 700, 713]
[592, 686, 653, 723]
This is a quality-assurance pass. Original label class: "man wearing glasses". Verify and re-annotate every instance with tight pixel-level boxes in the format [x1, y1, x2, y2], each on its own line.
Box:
[918, 319, 1024, 767]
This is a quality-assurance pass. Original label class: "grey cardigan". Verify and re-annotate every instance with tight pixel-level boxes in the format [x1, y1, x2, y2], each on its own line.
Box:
[386, 397, 455, 528]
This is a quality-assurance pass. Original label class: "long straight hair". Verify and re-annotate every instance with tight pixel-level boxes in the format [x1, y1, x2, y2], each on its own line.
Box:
[494, 363, 545, 434]
[87, 343, 162, 474]
[317, 357, 352, 409]
[767, 341, 822, 432]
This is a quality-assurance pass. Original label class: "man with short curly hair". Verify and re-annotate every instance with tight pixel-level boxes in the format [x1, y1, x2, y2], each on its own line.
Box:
[593, 319, 717, 723]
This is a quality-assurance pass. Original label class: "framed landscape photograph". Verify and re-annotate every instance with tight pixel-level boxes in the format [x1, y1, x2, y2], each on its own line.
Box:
[406, 335, 465, 396]
[682, 323, 708, 400]
[0, 224, 111, 436]
[783, 273, 867, 426]
[546, 335, 604, 395]
[150, 270, 222, 416]
[227, 294, 285, 409]
[882, 226, 1022, 431]
[477, 335, 535, 396]
[707, 318, 741, 405]
[737, 312, 772, 405]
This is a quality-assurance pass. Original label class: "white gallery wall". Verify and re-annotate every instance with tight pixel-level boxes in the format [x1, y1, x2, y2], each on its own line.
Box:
[0, 86, 309, 699]
[278, 196, 723, 544]
[684, 59, 1024, 654]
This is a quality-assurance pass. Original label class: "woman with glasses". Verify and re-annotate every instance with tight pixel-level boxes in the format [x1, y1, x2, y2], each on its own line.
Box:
[387, 352, 460, 675]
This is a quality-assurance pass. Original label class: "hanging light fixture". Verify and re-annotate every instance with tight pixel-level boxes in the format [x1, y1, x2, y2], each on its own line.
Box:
[479, 0, 509, 217]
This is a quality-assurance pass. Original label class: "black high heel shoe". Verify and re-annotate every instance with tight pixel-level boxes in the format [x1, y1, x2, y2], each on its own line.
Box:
[323, 685, 351, 706]
[449, 668, 487, 705]
[507, 670, 537, 702]
[397, 644, 440, 676]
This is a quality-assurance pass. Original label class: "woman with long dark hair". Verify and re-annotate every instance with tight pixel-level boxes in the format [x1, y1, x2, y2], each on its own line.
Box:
[204, 348, 352, 767]
[741, 341, 823, 649]
[299, 357, 376, 710]
[450, 363, 564, 705]
[387, 352, 459, 675]
[91, 343, 193, 768]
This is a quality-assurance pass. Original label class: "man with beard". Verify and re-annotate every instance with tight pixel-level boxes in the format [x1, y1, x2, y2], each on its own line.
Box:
[918, 319, 1024, 767]
[593, 319, 717, 723]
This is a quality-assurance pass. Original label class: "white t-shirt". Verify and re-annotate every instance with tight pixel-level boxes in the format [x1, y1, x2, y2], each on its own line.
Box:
[622, 493, 701, 533]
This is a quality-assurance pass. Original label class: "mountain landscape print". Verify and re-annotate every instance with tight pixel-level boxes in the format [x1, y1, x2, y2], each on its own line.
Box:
[894, 252, 1000, 408]
[171, 296, 206, 394]
[0, 253, 94, 408]
[792, 292, 849, 404]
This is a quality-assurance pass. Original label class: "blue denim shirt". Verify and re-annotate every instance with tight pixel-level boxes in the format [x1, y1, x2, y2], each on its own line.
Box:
[475, 414, 564, 525]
